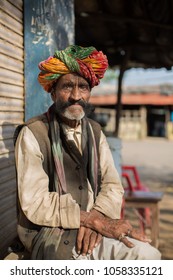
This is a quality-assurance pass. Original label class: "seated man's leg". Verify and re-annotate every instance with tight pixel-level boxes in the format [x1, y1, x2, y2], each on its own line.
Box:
[90, 237, 161, 260]
[72, 237, 161, 260]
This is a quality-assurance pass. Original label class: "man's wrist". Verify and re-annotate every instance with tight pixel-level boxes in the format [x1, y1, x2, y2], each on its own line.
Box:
[80, 210, 90, 226]
[83, 209, 105, 230]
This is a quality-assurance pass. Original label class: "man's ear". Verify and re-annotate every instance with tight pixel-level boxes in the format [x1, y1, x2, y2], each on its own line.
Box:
[51, 90, 56, 102]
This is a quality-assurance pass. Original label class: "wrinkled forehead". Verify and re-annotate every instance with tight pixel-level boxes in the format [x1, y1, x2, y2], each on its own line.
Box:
[56, 73, 90, 86]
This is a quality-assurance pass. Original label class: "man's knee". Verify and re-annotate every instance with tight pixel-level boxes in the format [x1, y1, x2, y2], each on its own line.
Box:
[90, 237, 161, 260]
[132, 240, 161, 260]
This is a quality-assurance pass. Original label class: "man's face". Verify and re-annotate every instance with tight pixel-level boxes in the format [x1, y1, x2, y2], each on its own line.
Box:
[51, 73, 91, 121]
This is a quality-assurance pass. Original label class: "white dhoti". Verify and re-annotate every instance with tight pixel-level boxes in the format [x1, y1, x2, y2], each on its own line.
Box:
[72, 237, 161, 260]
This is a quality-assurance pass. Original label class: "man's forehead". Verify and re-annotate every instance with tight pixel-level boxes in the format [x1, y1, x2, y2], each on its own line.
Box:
[58, 73, 89, 84]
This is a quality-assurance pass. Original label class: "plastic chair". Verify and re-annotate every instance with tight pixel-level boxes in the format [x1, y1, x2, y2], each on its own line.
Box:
[122, 165, 151, 232]
[122, 166, 149, 191]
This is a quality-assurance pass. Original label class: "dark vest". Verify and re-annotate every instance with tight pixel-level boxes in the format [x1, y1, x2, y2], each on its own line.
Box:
[14, 114, 101, 259]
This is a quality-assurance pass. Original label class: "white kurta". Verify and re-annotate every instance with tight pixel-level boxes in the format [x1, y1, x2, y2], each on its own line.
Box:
[15, 124, 124, 229]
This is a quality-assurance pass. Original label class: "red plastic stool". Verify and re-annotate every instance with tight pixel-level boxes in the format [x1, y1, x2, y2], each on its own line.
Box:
[122, 165, 151, 232]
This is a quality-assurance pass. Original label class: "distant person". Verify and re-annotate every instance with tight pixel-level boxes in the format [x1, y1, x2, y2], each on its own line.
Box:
[14, 45, 161, 260]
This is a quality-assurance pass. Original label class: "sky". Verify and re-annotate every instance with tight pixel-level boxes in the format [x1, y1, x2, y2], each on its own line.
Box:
[92, 67, 173, 95]
[123, 67, 173, 86]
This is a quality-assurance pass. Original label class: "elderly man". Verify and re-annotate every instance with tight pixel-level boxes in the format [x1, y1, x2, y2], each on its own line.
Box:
[14, 45, 161, 260]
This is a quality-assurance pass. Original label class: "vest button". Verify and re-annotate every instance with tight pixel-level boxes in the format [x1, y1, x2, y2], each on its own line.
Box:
[64, 240, 69, 245]
[79, 185, 83, 190]
[76, 164, 81, 170]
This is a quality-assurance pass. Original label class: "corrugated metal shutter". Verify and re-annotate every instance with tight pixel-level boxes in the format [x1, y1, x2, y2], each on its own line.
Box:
[0, 0, 24, 258]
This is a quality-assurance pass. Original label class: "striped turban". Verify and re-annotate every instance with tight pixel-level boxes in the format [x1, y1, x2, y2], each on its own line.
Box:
[38, 45, 108, 92]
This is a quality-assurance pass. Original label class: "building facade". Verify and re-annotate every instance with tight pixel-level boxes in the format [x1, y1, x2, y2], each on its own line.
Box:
[0, 0, 74, 259]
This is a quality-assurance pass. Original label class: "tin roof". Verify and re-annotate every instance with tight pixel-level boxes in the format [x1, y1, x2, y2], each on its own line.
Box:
[75, 0, 173, 70]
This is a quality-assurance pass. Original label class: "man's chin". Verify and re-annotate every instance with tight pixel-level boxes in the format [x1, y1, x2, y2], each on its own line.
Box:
[63, 108, 85, 121]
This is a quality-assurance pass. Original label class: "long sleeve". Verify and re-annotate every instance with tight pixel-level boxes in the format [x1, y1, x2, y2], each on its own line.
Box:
[15, 126, 80, 229]
[93, 131, 124, 219]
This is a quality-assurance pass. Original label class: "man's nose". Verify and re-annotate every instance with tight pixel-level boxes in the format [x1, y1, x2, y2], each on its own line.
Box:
[70, 86, 82, 101]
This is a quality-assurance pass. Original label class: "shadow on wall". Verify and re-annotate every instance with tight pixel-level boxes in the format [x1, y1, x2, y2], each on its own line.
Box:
[0, 122, 18, 258]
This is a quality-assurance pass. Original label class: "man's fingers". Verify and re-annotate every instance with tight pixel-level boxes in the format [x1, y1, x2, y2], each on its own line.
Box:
[130, 229, 152, 243]
[88, 232, 103, 254]
[95, 233, 102, 247]
[78, 227, 93, 255]
[87, 231, 97, 254]
[77, 227, 103, 256]
[121, 236, 135, 248]
[81, 233, 90, 255]
[118, 228, 152, 248]
[76, 226, 85, 254]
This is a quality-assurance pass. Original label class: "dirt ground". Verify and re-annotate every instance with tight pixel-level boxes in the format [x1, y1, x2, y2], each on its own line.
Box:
[121, 137, 173, 260]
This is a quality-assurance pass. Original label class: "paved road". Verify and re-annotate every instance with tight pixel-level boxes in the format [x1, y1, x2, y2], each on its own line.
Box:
[121, 137, 173, 185]
[121, 137, 173, 260]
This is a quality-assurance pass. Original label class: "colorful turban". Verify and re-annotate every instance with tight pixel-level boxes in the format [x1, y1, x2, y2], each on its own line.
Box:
[38, 45, 108, 92]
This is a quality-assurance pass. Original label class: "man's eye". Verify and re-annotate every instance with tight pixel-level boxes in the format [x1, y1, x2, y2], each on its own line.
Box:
[63, 84, 72, 90]
[80, 85, 89, 91]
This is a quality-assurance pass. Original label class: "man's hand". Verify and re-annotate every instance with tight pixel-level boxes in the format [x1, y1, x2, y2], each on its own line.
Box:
[76, 226, 102, 256]
[100, 219, 151, 248]
[81, 209, 151, 248]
